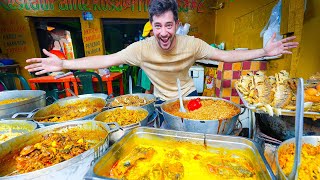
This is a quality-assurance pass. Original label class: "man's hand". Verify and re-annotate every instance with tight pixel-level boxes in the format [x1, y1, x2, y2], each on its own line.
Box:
[263, 33, 299, 57]
[25, 49, 64, 75]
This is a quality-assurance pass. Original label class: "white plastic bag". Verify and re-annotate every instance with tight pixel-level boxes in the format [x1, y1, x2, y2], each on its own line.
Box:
[176, 23, 190, 35]
[260, 0, 283, 47]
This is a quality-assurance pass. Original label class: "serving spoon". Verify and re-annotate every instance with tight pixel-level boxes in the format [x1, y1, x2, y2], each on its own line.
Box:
[288, 78, 304, 180]
[177, 78, 186, 113]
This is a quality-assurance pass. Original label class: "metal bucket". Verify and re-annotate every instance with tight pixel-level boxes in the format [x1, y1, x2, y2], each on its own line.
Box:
[160, 96, 241, 135]
[12, 97, 107, 126]
[94, 106, 149, 144]
[0, 121, 111, 180]
[107, 93, 156, 117]
[0, 90, 46, 119]
[275, 136, 320, 179]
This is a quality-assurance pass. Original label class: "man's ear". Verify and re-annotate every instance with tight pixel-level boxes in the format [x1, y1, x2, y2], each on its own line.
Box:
[175, 20, 180, 29]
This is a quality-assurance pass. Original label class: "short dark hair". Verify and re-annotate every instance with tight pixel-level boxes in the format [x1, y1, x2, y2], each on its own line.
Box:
[148, 0, 178, 22]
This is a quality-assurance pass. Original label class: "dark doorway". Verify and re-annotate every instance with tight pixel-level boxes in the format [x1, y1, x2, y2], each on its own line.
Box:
[102, 18, 148, 54]
[32, 17, 84, 59]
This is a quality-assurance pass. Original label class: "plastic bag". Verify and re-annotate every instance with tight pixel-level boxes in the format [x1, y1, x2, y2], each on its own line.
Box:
[260, 0, 283, 47]
[176, 23, 190, 35]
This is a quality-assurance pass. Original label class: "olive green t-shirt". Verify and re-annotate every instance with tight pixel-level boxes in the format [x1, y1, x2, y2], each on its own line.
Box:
[116, 35, 216, 100]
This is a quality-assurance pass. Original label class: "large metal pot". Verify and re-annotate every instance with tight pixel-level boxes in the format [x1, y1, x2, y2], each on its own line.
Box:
[0, 90, 46, 119]
[275, 136, 320, 180]
[13, 97, 107, 126]
[160, 96, 241, 135]
[107, 93, 156, 117]
[94, 106, 149, 144]
[0, 121, 111, 180]
[0, 120, 38, 144]
[256, 113, 320, 141]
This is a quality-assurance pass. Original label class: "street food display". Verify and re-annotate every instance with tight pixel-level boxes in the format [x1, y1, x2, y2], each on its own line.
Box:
[97, 137, 265, 179]
[278, 143, 320, 179]
[95, 107, 148, 126]
[0, 122, 108, 176]
[236, 70, 320, 116]
[111, 95, 154, 107]
[33, 98, 105, 122]
[163, 98, 240, 120]
[16, 132, 92, 174]
[0, 97, 30, 106]
[109, 145, 256, 179]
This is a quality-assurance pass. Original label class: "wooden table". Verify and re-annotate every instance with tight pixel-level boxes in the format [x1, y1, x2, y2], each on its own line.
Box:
[28, 75, 76, 97]
[71, 72, 124, 96]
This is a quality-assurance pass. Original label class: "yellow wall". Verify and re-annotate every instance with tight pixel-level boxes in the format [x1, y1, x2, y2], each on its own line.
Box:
[214, 0, 275, 49]
[214, 0, 294, 76]
[214, 0, 318, 78]
[295, 0, 320, 79]
[0, 0, 217, 79]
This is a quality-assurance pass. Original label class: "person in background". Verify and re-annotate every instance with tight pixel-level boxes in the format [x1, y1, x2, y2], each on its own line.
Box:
[140, 21, 154, 94]
[48, 29, 68, 60]
[26, 0, 298, 102]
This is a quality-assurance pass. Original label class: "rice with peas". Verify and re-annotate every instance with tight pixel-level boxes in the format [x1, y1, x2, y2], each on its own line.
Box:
[163, 99, 240, 120]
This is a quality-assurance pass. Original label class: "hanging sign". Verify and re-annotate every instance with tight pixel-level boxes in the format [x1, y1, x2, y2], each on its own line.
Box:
[1, 0, 206, 13]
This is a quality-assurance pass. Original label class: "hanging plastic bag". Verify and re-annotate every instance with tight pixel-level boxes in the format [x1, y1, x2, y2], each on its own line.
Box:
[176, 24, 184, 35]
[260, 0, 283, 48]
[176, 23, 190, 35]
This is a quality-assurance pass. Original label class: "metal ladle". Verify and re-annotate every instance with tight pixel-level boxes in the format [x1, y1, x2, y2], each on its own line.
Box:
[177, 78, 186, 113]
[288, 78, 304, 180]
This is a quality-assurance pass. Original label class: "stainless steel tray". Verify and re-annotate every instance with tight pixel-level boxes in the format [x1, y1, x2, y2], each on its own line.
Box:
[12, 97, 107, 126]
[85, 127, 275, 180]
[235, 84, 320, 119]
[0, 121, 111, 180]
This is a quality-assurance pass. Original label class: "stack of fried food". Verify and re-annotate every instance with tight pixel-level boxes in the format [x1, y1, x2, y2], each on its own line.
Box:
[304, 83, 320, 112]
[236, 70, 320, 116]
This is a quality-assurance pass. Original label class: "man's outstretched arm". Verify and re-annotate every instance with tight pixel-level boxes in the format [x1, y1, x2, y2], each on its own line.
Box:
[25, 49, 125, 75]
[209, 33, 299, 62]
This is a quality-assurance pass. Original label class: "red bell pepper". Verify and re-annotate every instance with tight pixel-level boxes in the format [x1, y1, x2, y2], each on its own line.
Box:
[187, 98, 202, 111]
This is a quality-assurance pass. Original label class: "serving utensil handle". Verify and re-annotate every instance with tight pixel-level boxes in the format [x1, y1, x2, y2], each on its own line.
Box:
[288, 78, 304, 180]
